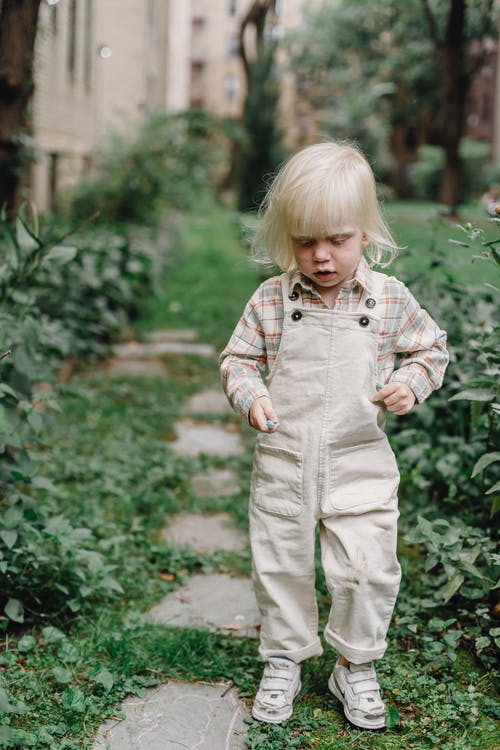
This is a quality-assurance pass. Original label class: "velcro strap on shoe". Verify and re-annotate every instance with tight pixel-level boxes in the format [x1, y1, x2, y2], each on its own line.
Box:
[355, 679, 380, 694]
[261, 677, 291, 691]
[265, 667, 293, 680]
[347, 670, 376, 684]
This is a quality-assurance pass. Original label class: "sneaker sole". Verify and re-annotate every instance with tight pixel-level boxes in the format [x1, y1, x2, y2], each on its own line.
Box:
[328, 674, 385, 731]
[251, 679, 302, 724]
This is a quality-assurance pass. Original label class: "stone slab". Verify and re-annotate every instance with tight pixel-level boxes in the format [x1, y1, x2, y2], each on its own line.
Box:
[113, 341, 215, 358]
[148, 573, 260, 638]
[105, 358, 168, 378]
[171, 420, 244, 458]
[145, 328, 199, 343]
[190, 468, 241, 498]
[161, 513, 247, 553]
[92, 680, 249, 750]
[184, 389, 233, 415]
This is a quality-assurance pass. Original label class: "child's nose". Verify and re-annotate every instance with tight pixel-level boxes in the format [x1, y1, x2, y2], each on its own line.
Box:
[313, 241, 331, 260]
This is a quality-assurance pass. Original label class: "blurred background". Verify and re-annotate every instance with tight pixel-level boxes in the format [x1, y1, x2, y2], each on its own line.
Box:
[1, 0, 500, 216]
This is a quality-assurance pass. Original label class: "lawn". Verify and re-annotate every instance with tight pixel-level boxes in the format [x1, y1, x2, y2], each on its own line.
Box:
[1, 200, 498, 749]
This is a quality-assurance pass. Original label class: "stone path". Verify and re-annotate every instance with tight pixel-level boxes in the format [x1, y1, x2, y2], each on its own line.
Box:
[92, 329, 257, 749]
[93, 681, 248, 750]
[161, 512, 247, 553]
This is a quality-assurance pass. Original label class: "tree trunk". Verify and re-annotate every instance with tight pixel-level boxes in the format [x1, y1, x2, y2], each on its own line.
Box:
[0, 0, 42, 214]
[436, 0, 467, 208]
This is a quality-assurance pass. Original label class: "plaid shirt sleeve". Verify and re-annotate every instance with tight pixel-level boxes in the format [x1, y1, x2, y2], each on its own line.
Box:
[219, 280, 278, 418]
[383, 277, 449, 403]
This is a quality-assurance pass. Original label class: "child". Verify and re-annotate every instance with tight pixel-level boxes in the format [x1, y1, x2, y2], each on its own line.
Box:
[219, 141, 448, 730]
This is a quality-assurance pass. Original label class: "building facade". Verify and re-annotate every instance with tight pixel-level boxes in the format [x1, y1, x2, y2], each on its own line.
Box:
[32, 0, 191, 211]
[189, 0, 319, 144]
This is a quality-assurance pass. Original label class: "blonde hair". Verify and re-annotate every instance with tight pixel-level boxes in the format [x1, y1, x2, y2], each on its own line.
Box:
[252, 140, 399, 271]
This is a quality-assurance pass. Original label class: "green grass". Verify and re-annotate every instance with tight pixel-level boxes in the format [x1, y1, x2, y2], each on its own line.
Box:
[1, 201, 498, 749]
[385, 200, 496, 287]
[136, 205, 263, 351]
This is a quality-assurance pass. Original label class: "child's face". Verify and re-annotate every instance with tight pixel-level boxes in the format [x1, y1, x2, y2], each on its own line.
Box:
[291, 226, 368, 294]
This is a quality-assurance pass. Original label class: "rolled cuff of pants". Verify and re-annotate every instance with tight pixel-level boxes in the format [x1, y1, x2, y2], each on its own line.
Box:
[323, 625, 387, 663]
[259, 636, 323, 664]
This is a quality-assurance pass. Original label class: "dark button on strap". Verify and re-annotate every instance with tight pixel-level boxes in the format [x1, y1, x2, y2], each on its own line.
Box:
[291, 310, 302, 321]
[365, 298, 376, 309]
[359, 316, 370, 327]
[289, 290, 299, 301]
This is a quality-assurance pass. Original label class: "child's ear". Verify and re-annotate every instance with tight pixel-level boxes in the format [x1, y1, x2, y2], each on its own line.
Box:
[361, 232, 369, 247]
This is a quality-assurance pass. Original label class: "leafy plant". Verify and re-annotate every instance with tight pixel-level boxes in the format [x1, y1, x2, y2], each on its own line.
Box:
[70, 110, 231, 223]
[448, 221, 500, 517]
[405, 516, 498, 605]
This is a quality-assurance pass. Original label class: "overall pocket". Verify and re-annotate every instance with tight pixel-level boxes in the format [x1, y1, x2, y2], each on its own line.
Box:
[251, 443, 303, 517]
[325, 438, 399, 514]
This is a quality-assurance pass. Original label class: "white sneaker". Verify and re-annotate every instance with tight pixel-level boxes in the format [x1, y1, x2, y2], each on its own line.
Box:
[252, 657, 301, 724]
[328, 659, 386, 730]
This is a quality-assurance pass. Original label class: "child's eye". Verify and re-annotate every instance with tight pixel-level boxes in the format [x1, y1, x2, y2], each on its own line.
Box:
[295, 238, 315, 248]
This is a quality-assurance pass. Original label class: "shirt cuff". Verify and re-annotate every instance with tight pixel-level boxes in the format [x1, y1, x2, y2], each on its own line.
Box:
[232, 382, 271, 420]
[389, 366, 433, 404]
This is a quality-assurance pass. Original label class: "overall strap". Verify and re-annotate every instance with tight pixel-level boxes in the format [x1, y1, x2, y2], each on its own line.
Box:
[359, 269, 387, 309]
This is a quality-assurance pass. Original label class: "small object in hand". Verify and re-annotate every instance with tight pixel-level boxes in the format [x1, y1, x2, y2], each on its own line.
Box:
[266, 419, 276, 430]
[0, 350, 11, 362]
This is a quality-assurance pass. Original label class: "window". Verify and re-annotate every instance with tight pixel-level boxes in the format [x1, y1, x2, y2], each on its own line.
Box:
[67, 0, 77, 80]
[227, 35, 240, 58]
[147, 0, 155, 26]
[83, 0, 93, 90]
[48, 153, 59, 212]
[224, 73, 239, 101]
[50, 5, 58, 34]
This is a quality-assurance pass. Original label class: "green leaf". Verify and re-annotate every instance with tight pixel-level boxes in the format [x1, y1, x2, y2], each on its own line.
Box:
[15, 216, 40, 256]
[61, 687, 85, 713]
[0, 383, 17, 399]
[472, 452, 500, 478]
[57, 642, 79, 662]
[385, 705, 401, 729]
[449, 389, 495, 402]
[52, 666, 73, 684]
[41, 245, 78, 267]
[0, 529, 18, 549]
[490, 495, 500, 517]
[4, 598, 24, 623]
[92, 666, 114, 691]
[41, 626, 66, 644]
[486, 481, 500, 495]
[441, 572, 465, 603]
[27, 410, 43, 434]
[475, 636, 491, 650]
[18, 635, 36, 652]
[0, 687, 27, 714]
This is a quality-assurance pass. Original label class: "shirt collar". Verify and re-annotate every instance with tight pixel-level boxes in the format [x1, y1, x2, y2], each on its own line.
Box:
[288, 256, 375, 297]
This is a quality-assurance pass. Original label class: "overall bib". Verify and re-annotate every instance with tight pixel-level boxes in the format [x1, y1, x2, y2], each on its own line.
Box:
[249, 272, 402, 665]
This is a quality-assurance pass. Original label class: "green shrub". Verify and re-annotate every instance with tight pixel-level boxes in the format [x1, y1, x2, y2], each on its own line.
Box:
[408, 138, 491, 202]
[30, 223, 166, 357]
[70, 110, 230, 223]
[0, 208, 169, 625]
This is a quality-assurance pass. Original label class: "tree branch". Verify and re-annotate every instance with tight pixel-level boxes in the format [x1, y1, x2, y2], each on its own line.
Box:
[419, 0, 441, 48]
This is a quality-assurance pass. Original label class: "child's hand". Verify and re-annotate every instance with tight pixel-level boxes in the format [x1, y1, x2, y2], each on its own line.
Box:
[374, 382, 416, 415]
[249, 396, 280, 432]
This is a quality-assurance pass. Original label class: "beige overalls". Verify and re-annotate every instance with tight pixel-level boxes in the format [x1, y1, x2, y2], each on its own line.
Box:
[249, 272, 402, 665]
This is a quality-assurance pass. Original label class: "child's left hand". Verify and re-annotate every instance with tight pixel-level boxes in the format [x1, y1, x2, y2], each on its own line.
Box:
[373, 382, 416, 415]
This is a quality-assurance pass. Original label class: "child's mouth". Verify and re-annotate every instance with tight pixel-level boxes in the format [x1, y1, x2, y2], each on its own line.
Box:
[314, 270, 335, 280]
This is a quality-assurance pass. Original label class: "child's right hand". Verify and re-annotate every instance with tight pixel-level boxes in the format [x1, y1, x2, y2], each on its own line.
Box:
[249, 396, 279, 433]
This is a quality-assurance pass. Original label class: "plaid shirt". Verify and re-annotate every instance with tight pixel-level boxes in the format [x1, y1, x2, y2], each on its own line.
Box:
[220, 257, 449, 418]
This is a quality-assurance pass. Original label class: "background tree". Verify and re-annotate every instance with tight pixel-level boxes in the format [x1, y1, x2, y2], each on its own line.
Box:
[292, 0, 497, 206]
[237, 0, 285, 211]
[0, 0, 42, 214]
